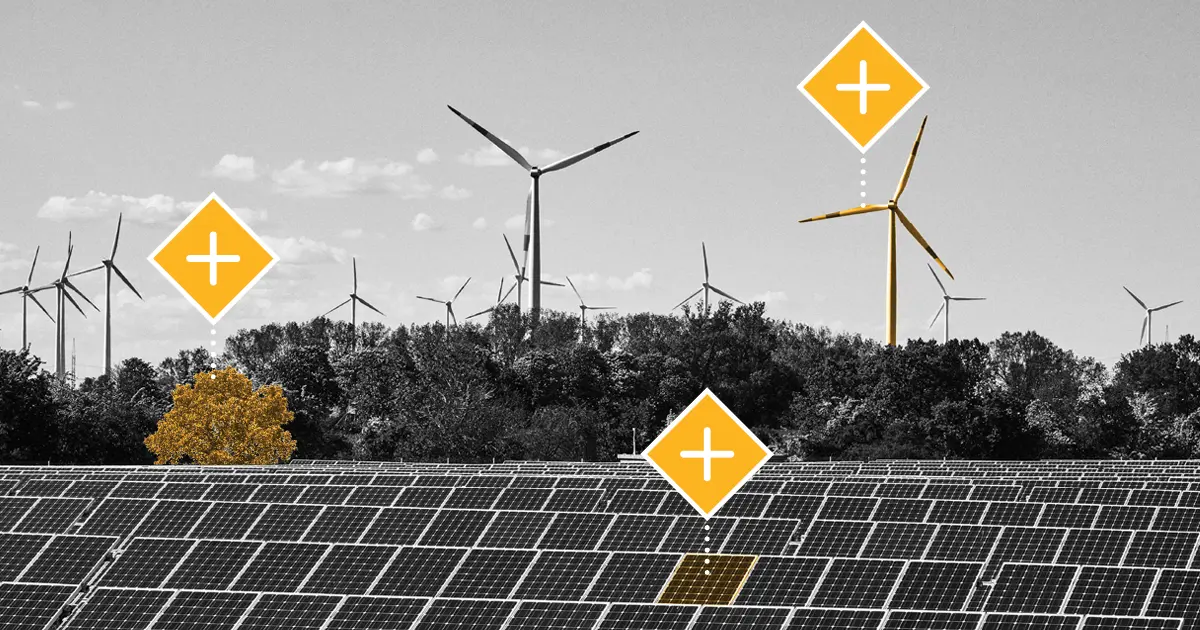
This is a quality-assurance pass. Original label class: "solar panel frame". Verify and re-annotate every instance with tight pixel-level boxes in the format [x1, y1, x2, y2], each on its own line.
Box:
[99, 537, 196, 588]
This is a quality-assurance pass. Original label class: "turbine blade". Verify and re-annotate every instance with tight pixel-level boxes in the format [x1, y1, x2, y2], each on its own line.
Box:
[1140, 316, 1147, 345]
[1151, 300, 1183, 312]
[702, 242, 709, 282]
[798, 204, 889, 223]
[566, 276, 584, 304]
[895, 206, 953, 280]
[62, 235, 73, 276]
[523, 181, 533, 256]
[321, 298, 352, 318]
[449, 305, 457, 326]
[64, 279, 99, 311]
[353, 257, 358, 293]
[591, 306, 616, 310]
[504, 235, 522, 275]
[111, 213, 123, 259]
[539, 280, 564, 287]
[110, 264, 144, 300]
[27, 246, 40, 285]
[63, 290, 88, 317]
[707, 284, 743, 304]
[500, 283, 518, 302]
[951, 297, 987, 301]
[672, 288, 703, 311]
[446, 105, 532, 170]
[496, 277, 505, 303]
[416, 296, 443, 304]
[894, 115, 927, 202]
[453, 277, 471, 302]
[354, 295, 386, 316]
[69, 264, 105, 278]
[466, 307, 495, 320]
[28, 293, 54, 322]
[0, 287, 23, 296]
[541, 130, 639, 174]
[1123, 286, 1147, 310]
[927, 263, 947, 296]
[928, 301, 946, 329]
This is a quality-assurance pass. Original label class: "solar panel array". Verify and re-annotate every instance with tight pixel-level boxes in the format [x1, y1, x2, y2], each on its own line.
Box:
[2, 459, 1200, 629]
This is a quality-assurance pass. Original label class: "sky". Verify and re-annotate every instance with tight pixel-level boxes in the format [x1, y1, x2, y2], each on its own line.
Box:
[1, 0, 1198, 377]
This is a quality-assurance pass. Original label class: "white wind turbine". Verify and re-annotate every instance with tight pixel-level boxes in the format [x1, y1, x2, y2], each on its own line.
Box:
[70, 214, 144, 377]
[566, 276, 615, 339]
[321, 257, 386, 349]
[46, 232, 100, 380]
[467, 277, 518, 322]
[1124, 286, 1182, 347]
[672, 242, 743, 312]
[503, 234, 562, 311]
[0, 247, 55, 350]
[418, 278, 472, 328]
[448, 105, 638, 326]
[926, 264, 985, 343]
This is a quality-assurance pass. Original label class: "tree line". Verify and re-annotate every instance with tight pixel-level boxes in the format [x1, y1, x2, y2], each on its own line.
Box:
[1, 302, 1198, 464]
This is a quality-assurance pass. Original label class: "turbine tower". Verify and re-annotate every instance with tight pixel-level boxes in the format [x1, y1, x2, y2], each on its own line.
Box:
[1124, 286, 1182, 347]
[672, 242, 743, 312]
[926, 264, 985, 343]
[71, 214, 144, 377]
[49, 232, 100, 380]
[0, 247, 55, 349]
[321, 257, 386, 349]
[448, 105, 638, 326]
[798, 116, 952, 346]
[566, 276, 615, 340]
[467, 278, 518, 321]
[503, 235, 562, 311]
[417, 277, 472, 328]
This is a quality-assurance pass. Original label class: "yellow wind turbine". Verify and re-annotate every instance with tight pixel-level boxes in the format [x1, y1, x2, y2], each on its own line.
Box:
[799, 116, 952, 346]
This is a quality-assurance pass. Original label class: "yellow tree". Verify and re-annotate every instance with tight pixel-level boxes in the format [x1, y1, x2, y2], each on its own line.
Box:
[145, 367, 297, 465]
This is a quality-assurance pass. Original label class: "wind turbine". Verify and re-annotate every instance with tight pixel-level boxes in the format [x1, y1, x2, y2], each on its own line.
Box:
[503, 234, 562, 311]
[321, 257, 386, 349]
[926, 264, 985, 343]
[0, 247, 55, 349]
[672, 242, 743, 312]
[798, 116, 952, 346]
[1124, 286, 1182, 347]
[448, 105, 638, 326]
[467, 278, 518, 321]
[566, 276, 615, 338]
[417, 277, 471, 328]
[70, 214, 144, 377]
[48, 232, 100, 380]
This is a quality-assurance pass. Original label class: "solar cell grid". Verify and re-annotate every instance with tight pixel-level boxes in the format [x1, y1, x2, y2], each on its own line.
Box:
[297, 484, 353, 505]
[465, 475, 512, 488]
[299, 543, 395, 595]
[817, 496, 877, 520]
[0, 497, 36, 531]
[1039, 503, 1098, 528]
[969, 485, 1021, 502]
[347, 485, 405, 506]
[808, 558, 904, 608]
[1130, 489, 1180, 506]
[78, 498, 154, 537]
[1081, 618, 1184, 630]
[494, 488, 551, 511]
[286, 474, 332, 485]
[246, 503, 323, 541]
[544, 489, 604, 512]
[599, 514, 674, 552]
[156, 482, 209, 500]
[538, 512, 613, 550]
[478, 511, 553, 548]
[860, 522, 935, 559]
[596, 603, 696, 630]
[1030, 487, 1082, 503]
[875, 483, 925, 499]
[414, 475, 459, 487]
[62, 480, 117, 499]
[330, 474, 376, 486]
[873, 498, 932, 522]
[741, 479, 783, 494]
[441, 548, 536, 598]
[979, 613, 1082, 630]
[1057, 528, 1132, 566]
[303, 505, 377, 543]
[18, 534, 115, 584]
[1064, 566, 1156, 616]
[110, 482, 163, 499]
[796, 520, 871, 557]
[322, 595, 427, 630]
[418, 509, 493, 546]
[784, 607, 884, 629]
[659, 517, 734, 554]
[444, 487, 502, 509]
[1096, 505, 1155, 530]
[14, 497, 91, 533]
[657, 553, 756, 606]
[722, 519, 798, 555]
[882, 611, 980, 629]
[0, 533, 48, 581]
[16, 479, 71, 496]
[359, 508, 435, 545]
[413, 598, 515, 630]
[888, 560, 982, 610]
[986, 563, 1077, 613]
[922, 485, 971, 500]
[0, 583, 75, 630]
[1145, 569, 1200, 621]
[99, 537, 195, 588]
[189, 502, 265, 538]
[149, 590, 255, 630]
[369, 474, 415, 486]
[505, 601, 607, 630]
[512, 550, 607, 601]
[607, 489, 667, 513]
[763, 495, 822, 520]
[925, 524, 1000, 562]
[165, 539, 260, 590]
[1153, 507, 1200, 531]
[586, 552, 680, 603]
[782, 481, 830, 496]
[719, 493, 770, 517]
[556, 477, 601, 489]
[371, 546, 467, 597]
[204, 483, 257, 502]
[231, 541, 328, 592]
[61, 587, 173, 630]
[1081, 488, 1133, 505]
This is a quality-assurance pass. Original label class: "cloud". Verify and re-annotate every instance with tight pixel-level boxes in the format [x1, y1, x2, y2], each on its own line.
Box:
[416, 148, 438, 164]
[567, 268, 654, 292]
[472, 217, 487, 230]
[54, 100, 74, 111]
[751, 291, 788, 304]
[340, 228, 364, 239]
[37, 191, 268, 226]
[438, 185, 472, 201]
[21, 100, 41, 110]
[412, 213, 441, 232]
[271, 157, 431, 198]
[260, 235, 347, 265]
[210, 154, 258, 181]
[439, 275, 471, 294]
[0, 242, 28, 272]
[503, 214, 553, 231]
[458, 145, 565, 167]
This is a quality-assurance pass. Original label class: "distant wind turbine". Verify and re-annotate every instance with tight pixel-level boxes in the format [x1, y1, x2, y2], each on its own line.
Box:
[467, 278, 518, 321]
[926, 264, 985, 343]
[672, 242, 742, 312]
[70, 214, 144, 377]
[321, 257, 385, 349]
[448, 105, 638, 326]
[798, 116, 952, 346]
[47, 232, 100, 380]
[418, 277, 471, 328]
[503, 235, 562, 311]
[0, 247, 55, 349]
[1124, 286, 1182, 347]
[566, 276, 615, 339]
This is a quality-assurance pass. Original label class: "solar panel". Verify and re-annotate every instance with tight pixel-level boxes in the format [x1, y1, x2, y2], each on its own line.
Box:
[300, 543, 395, 594]
[395, 486, 452, 508]
[62, 480, 117, 499]
[78, 498, 155, 537]
[1039, 503, 1098, 528]
[412, 598, 516, 630]
[1153, 508, 1200, 531]
[595, 603, 696, 630]
[236, 593, 341, 630]
[494, 488, 552, 511]
[986, 563, 1077, 613]
[722, 518, 797, 555]
[204, 482, 257, 502]
[599, 515, 674, 552]
[359, 508, 435, 545]
[873, 498, 932, 522]
[1143, 569, 1200, 621]
[371, 546, 467, 597]
[231, 541, 328, 592]
[61, 587, 173, 630]
[608, 489, 667, 514]
[245, 503, 323, 541]
[440, 548, 536, 598]
[796, 520, 872, 557]
[322, 595, 427, 630]
[0, 533, 48, 581]
[544, 489, 604, 512]
[985, 527, 1067, 578]
[251, 483, 305, 503]
[817, 497, 877, 520]
[505, 601, 607, 630]
[14, 497, 91, 533]
[131, 500, 210, 538]
[1097, 506, 1155, 530]
[1125, 531, 1196, 568]
[691, 605, 789, 630]
[657, 553, 756, 605]
[0, 583, 75, 629]
[979, 613, 1082, 630]
[418, 509, 493, 546]
[784, 607, 884, 629]
[156, 482, 209, 500]
[882, 611, 980, 629]
[99, 537, 195, 588]
[444, 487, 503, 509]
[888, 560, 981, 610]
[925, 524, 999, 562]
[1057, 528, 1132, 565]
[347, 486, 405, 506]
[808, 558, 904, 608]
[513, 550, 607, 600]
[18, 535, 115, 584]
[0, 497, 36, 531]
[148, 590, 256, 630]
[762, 494, 822, 520]
[719, 493, 770, 517]
[298, 484, 353, 505]
[16, 479, 71, 496]
[586, 552, 680, 603]
[189, 502, 266, 538]
[164, 539, 260, 589]
[304, 506, 378, 543]
[111, 481, 163, 499]
[1080, 617, 1184, 630]
[1065, 566, 1156, 616]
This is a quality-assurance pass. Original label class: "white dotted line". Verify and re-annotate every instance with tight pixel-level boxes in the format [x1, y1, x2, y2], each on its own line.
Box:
[703, 523, 711, 575]
[209, 328, 218, 379]
[860, 157, 867, 203]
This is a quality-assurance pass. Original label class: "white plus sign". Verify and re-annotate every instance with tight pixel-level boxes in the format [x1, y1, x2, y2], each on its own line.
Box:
[836, 60, 891, 115]
[679, 427, 735, 482]
[185, 231, 241, 286]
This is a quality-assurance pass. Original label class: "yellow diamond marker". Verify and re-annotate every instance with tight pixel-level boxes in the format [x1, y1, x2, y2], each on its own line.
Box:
[799, 21, 928, 153]
[643, 389, 772, 518]
[148, 193, 277, 324]
[658, 553, 758, 606]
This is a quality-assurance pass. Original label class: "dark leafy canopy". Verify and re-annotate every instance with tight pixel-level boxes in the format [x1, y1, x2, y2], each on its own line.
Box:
[2, 307, 1199, 464]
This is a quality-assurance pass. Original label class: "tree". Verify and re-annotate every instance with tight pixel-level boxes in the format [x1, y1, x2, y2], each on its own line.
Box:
[144, 367, 296, 465]
[0, 348, 57, 463]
